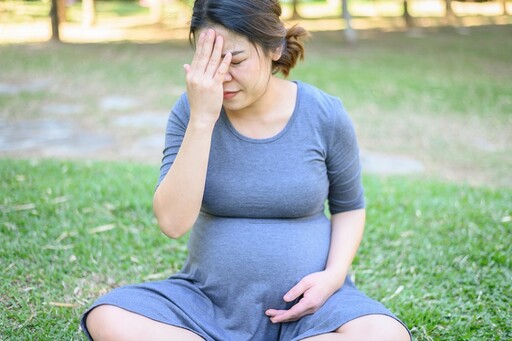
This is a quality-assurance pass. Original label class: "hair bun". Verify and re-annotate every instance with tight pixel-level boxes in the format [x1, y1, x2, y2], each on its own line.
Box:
[273, 25, 309, 77]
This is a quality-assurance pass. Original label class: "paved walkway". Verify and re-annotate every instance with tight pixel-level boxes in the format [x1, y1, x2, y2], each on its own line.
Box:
[0, 82, 423, 174]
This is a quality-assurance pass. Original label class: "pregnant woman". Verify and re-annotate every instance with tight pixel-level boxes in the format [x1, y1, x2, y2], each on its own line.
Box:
[81, 1, 411, 340]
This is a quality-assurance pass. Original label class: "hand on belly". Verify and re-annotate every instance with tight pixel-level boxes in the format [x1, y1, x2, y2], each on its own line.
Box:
[265, 270, 342, 323]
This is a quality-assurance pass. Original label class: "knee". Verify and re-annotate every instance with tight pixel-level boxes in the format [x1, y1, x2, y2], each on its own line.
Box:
[380, 318, 410, 341]
[337, 314, 410, 341]
[85, 305, 130, 341]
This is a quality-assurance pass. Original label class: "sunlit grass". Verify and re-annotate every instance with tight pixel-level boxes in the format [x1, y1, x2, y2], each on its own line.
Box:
[297, 25, 512, 118]
[1, 25, 511, 188]
[1, 159, 510, 340]
[2, 0, 510, 25]
[1, 7, 511, 339]
[0, 1, 150, 24]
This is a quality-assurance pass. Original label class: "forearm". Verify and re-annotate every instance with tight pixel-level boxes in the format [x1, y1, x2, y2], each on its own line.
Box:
[324, 208, 366, 289]
[153, 120, 215, 238]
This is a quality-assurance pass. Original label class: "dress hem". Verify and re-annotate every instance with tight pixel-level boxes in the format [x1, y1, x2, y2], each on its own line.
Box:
[81, 303, 411, 341]
[80, 303, 209, 341]
[289, 312, 412, 341]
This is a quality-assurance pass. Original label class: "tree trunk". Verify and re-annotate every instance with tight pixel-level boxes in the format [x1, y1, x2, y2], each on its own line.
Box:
[149, 0, 164, 23]
[82, 0, 96, 26]
[58, 0, 67, 23]
[501, 0, 508, 15]
[341, 0, 357, 43]
[403, 0, 414, 28]
[50, 0, 60, 41]
[291, 0, 301, 19]
[445, 0, 456, 22]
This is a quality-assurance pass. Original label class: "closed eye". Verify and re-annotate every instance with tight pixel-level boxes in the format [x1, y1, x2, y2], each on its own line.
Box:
[231, 60, 244, 66]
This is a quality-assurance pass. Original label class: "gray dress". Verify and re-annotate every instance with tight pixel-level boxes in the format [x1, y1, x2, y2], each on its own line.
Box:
[81, 81, 411, 340]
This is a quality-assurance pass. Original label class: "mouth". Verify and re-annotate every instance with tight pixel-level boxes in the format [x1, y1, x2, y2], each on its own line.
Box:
[223, 91, 239, 100]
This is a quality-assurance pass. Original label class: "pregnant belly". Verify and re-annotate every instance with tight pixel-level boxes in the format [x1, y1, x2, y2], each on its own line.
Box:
[184, 212, 331, 291]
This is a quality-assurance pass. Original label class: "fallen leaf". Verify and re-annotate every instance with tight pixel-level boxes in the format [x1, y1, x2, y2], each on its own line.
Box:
[89, 224, 116, 234]
[49, 302, 79, 308]
[4, 222, 17, 231]
[55, 232, 69, 243]
[43, 244, 74, 250]
[50, 196, 69, 204]
[144, 272, 169, 281]
[382, 285, 404, 302]
[13, 203, 36, 211]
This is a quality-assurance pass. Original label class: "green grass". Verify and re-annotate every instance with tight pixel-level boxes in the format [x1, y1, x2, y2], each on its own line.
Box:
[0, 14, 511, 340]
[298, 26, 512, 118]
[1, 27, 511, 190]
[296, 25, 512, 189]
[1, 159, 187, 339]
[1, 159, 510, 340]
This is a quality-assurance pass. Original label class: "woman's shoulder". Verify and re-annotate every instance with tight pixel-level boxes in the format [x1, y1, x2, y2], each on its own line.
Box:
[168, 92, 191, 122]
[174, 92, 190, 112]
[296, 81, 351, 126]
[297, 81, 342, 107]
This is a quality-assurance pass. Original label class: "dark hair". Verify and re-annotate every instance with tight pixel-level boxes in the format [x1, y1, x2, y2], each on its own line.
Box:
[189, 0, 309, 77]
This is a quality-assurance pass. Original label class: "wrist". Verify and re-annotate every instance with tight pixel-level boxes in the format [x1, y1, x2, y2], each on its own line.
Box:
[323, 267, 347, 291]
[188, 116, 217, 131]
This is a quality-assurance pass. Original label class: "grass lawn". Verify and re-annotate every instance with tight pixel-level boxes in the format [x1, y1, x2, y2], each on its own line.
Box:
[1, 7, 511, 340]
[1, 159, 510, 339]
[1, 24, 510, 187]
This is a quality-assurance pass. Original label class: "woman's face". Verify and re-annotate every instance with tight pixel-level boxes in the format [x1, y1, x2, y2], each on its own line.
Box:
[197, 25, 281, 114]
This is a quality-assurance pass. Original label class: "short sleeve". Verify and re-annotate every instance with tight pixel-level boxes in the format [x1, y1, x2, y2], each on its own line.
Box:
[326, 99, 365, 214]
[156, 93, 190, 187]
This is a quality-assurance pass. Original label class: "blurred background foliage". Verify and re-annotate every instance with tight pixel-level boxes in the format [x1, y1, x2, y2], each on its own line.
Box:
[0, 0, 510, 43]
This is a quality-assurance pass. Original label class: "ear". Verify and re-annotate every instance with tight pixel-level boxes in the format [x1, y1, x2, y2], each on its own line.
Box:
[270, 45, 283, 61]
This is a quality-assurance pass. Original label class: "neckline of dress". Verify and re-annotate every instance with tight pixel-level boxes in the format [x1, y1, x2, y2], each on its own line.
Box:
[220, 80, 301, 144]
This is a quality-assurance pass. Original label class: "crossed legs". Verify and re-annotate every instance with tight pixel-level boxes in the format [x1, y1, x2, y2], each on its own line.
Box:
[86, 305, 204, 341]
[303, 314, 410, 341]
[86, 305, 410, 341]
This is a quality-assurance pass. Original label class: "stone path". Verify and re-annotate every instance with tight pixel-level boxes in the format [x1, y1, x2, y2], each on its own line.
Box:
[361, 151, 424, 175]
[0, 83, 424, 174]
[0, 81, 50, 95]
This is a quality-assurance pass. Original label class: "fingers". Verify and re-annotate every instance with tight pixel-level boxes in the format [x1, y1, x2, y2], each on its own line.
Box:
[195, 30, 215, 72]
[265, 276, 317, 323]
[283, 279, 309, 302]
[265, 299, 314, 323]
[184, 28, 229, 120]
[191, 29, 220, 76]
[187, 29, 230, 85]
[204, 35, 224, 77]
[214, 52, 232, 82]
[189, 30, 206, 71]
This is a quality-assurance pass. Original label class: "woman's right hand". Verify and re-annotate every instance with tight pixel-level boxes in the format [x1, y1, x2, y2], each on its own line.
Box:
[184, 29, 232, 127]
[154, 29, 231, 239]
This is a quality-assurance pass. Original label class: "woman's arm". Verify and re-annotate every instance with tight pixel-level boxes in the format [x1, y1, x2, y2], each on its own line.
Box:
[265, 208, 365, 323]
[153, 122, 216, 238]
[324, 208, 366, 288]
[153, 29, 232, 239]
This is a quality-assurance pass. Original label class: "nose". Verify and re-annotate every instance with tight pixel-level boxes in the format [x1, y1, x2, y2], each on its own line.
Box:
[223, 69, 233, 82]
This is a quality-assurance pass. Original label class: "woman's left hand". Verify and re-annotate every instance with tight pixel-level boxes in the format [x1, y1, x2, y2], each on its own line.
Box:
[265, 270, 343, 323]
